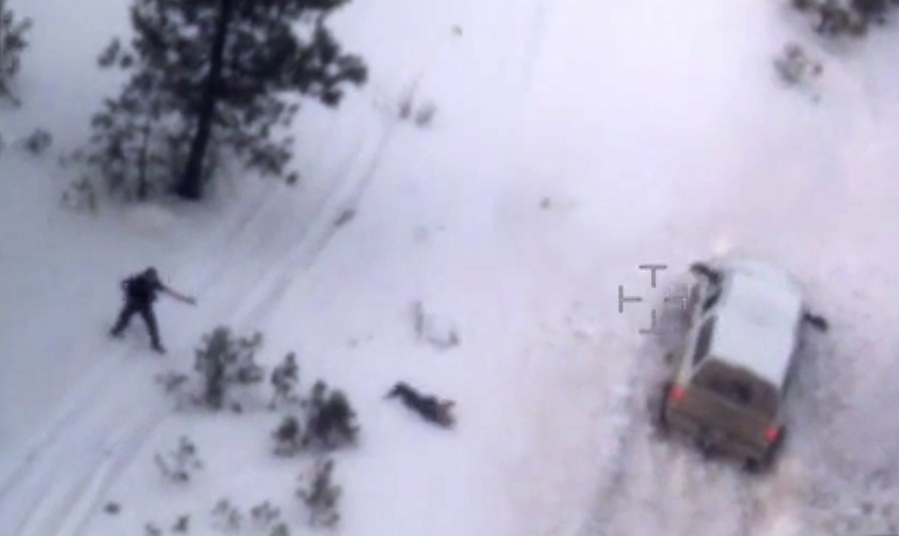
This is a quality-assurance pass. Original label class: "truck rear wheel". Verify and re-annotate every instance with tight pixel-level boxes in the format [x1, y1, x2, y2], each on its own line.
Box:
[744, 427, 787, 475]
[651, 382, 672, 437]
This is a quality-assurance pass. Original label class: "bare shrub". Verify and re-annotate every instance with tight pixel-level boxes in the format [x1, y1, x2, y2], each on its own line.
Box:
[410, 300, 460, 350]
[0, 4, 32, 106]
[413, 102, 437, 127]
[211, 498, 244, 533]
[172, 514, 190, 533]
[193, 327, 265, 411]
[298, 458, 341, 528]
[791, 0, 899, 37]
[774, 42, 823, 86]
[154, 435, 204, 483]
[394, 88, 438, 128]
[270, 352, 300, 410]
[273, 415, 304, 457]
[21, 128, 52, 156]
[250, 501, 282, 530]
[104, 502, 121, 515]
[60, 176, 99, 215]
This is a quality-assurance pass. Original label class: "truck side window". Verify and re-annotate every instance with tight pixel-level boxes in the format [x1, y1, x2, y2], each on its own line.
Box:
[688, 283, 700, 311]
[692, 316, 716, 366]
[702, 284, 722, 312]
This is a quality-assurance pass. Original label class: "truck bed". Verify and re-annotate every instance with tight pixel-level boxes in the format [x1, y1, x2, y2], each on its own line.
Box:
[664, 385, 772, 460]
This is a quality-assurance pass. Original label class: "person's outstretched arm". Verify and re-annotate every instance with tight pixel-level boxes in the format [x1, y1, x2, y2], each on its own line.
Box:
[161, 285, 197, 305]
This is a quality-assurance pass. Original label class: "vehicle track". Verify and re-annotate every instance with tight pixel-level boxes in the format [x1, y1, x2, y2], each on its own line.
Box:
[0, 190, 276, 509]
[12, 404, 166, 536]
[0, 158, 377, 535]
[578, 311, 766, 536]
[519, 0, 551, 95]
[0, 145, 377, 536]
[237, 121, 398, 327]
[0, 81, 404, 536]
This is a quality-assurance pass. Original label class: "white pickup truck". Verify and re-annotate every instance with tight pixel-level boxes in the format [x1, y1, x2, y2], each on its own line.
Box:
[655, 256, 828, 472]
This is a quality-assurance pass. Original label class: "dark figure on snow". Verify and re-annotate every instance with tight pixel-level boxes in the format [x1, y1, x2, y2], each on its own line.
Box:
[109, 267, 196, 354]
[385, 381, 456, 429]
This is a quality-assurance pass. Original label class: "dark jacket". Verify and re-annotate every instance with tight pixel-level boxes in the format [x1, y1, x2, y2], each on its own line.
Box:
[122, 272, 164, 306]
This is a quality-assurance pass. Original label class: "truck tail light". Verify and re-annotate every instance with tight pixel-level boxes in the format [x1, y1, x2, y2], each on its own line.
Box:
[765, 425, 780, 443]
[669, 384, 686, 403]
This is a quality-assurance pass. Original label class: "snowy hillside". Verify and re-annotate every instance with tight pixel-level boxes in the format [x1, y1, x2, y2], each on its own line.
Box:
[2, 0, 899, 535]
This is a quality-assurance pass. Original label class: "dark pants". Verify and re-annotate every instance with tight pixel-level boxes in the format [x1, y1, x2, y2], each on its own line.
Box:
[111, 301, 162, 348]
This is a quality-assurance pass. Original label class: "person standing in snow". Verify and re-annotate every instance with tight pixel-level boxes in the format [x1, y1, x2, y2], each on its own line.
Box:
[109, 267, 196, 354]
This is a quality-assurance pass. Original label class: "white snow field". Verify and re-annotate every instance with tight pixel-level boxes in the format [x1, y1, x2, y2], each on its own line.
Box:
[2, 0, 899, 534]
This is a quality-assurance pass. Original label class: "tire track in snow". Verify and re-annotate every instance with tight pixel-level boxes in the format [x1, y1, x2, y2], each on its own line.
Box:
[577, 311, 767, 536]
[2, 363, 159, 536]
[0, 116, 371, 514]
[0, 227, 255, 510]
[0, 147, 363, 535]
[235, 121, 398, 328]
[519, 0, 551, 95]
[230, 35, 471, 328]
[1, 66, 418, 536]
[0, 159, 370, 536]
[0, 188, 277, 512]
[200, 131, 369, 319]
[12, 408, 165, 536]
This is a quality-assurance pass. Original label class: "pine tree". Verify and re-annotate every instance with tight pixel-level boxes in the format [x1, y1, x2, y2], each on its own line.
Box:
[302, 380, 359, 451]
[88, 0, 367, 201]
[0, 0, 33, 106]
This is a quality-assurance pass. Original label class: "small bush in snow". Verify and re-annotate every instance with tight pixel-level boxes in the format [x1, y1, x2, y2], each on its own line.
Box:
[774, 42, 823, 86]
[273, 415, 305, 457]
[250, 501, 282, 530]
[773, 42, 823, 102]
[60, 176, 99, 215]
[269, 352, 300, 410]
[145, 523, 163, 536]
[104, 502, 121, 515]
[172, 514, 190, 533]
[154, 435, 204, 483]
[394, 88, 438, 128]
[0, 2, 32, 106]
[302, 381, 360, 452]
[154, 371, 193, 409]
[193, 327, 265, 411]
[397, 92, 414, 121]
[269, 523, 291, 536]
[211, 498, 244, 533]
[791, 0, 898, 37]
[298, 458, 341, 529]
[413, 102, 437, 127]
[411, 300, 460, 350]
[21, 128, 52, 156]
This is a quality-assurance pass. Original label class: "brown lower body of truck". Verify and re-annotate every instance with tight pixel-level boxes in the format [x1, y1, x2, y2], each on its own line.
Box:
[660, 383, 783, 469]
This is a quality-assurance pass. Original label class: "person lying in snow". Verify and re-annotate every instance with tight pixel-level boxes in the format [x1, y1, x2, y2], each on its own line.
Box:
[109, 267, 196, 354]
[385, 382, 455, 428]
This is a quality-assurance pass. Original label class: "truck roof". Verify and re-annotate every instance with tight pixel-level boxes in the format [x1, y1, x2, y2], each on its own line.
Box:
[708, 259, 805, 389]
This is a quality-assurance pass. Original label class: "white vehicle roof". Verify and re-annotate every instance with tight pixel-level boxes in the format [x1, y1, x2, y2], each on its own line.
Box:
[706, 257, 805, 389]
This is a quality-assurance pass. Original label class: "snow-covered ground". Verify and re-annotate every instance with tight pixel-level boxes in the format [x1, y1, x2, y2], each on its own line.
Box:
[2, 0, 899, 535]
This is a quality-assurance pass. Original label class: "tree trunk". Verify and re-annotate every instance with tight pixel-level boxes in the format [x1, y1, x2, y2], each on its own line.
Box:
[175, 0, 235, 201]
[137, 114, 152, 201]
[0, 0, 7, 74]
